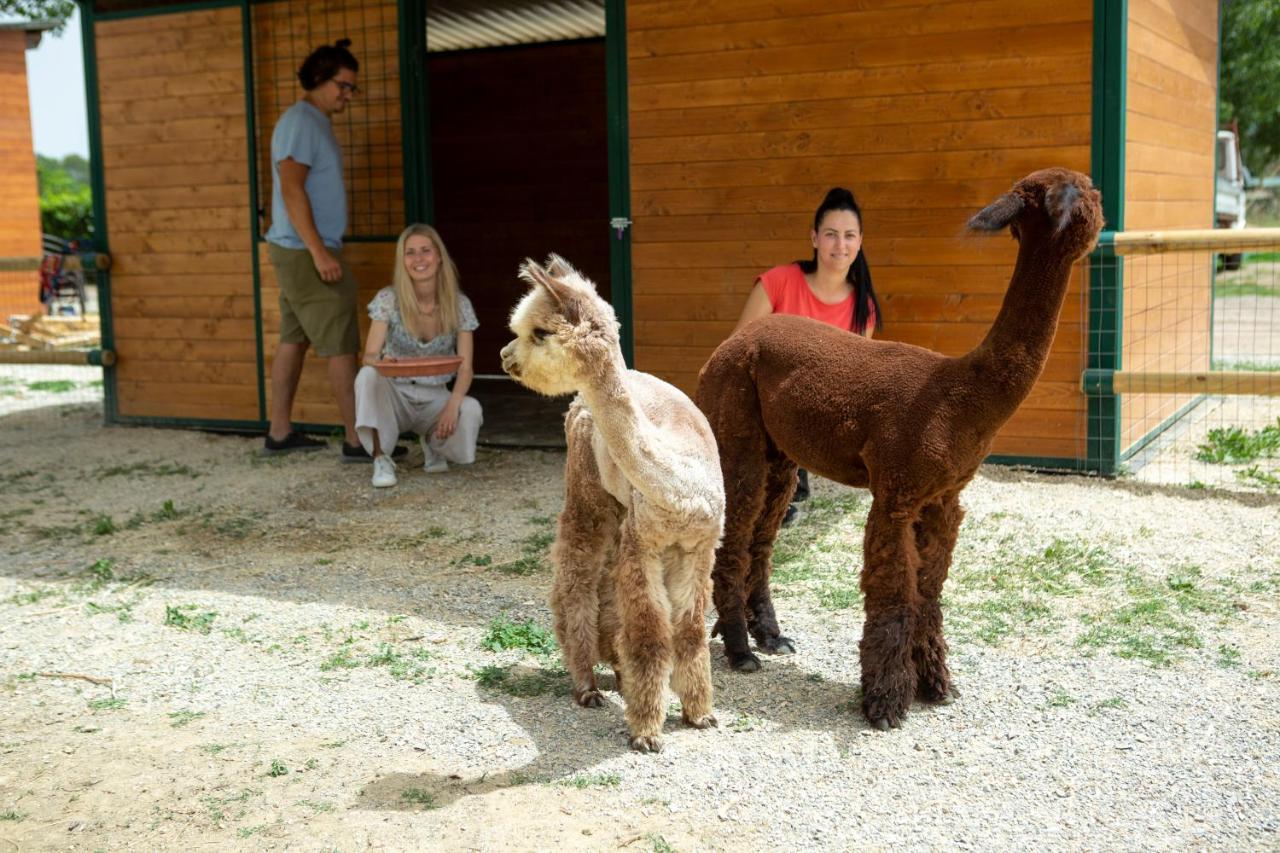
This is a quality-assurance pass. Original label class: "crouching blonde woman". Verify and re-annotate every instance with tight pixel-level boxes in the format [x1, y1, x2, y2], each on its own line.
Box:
[355, 224, 483, 487]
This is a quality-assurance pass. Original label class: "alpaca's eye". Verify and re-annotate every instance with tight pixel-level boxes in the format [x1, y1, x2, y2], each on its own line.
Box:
[532, 328, 551, 342]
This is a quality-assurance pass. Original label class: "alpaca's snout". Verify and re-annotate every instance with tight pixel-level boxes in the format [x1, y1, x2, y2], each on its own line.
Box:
[499, 340, 520, 377]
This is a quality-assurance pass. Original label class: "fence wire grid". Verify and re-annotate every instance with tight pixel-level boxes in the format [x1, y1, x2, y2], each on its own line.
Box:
[1086, 235, 1280, 492]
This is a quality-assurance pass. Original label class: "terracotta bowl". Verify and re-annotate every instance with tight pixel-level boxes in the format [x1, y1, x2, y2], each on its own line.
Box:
[373, 355, 464, 378]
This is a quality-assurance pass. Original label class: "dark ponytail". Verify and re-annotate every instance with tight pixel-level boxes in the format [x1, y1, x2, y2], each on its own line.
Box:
[297, 39, 359, 91]
[796, 187, 882, 335]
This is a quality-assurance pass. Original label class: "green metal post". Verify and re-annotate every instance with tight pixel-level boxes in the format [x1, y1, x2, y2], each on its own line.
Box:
[242, 0, 267, 423]
[605, 0, 634, 367]
[78, 0, 116, 424]
[398, 0, 432, 224]
[1087, 0, 1127, 476]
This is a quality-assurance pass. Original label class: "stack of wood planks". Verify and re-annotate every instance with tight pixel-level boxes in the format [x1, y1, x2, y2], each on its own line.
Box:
[0, 314, 101, 352]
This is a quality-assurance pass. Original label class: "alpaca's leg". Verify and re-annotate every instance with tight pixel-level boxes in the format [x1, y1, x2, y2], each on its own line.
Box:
[668, 541, 717, 729]
[913, 494, 964, 703]
[711, 449, 769, 672]
[551, 417, 623, 708]
[747, 456, 798, 655]
[859, 497, 921, 730]
[615, 518, 673, 753]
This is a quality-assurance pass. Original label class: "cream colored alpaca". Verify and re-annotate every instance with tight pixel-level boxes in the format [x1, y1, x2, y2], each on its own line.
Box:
[500, 255, 724, 753]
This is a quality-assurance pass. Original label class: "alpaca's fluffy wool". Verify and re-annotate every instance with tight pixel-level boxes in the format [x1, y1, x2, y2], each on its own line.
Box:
[696, 168, 1104, 729]
[501, 255, 725, 752]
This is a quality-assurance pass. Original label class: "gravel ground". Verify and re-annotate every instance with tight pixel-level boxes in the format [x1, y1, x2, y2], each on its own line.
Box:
[1, 404, 1277, 851]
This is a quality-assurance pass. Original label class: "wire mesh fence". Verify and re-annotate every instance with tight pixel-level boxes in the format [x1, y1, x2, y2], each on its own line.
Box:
[0, 260, 105, 423]
[1086, 229, 1280, 492]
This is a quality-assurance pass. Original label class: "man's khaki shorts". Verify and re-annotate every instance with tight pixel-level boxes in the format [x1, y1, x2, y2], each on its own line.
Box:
[267, 243, 360, 357]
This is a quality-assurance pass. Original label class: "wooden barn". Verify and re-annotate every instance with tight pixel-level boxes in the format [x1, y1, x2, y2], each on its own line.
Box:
[77, 0, 1220, 473]
[0, 20, 52, 320]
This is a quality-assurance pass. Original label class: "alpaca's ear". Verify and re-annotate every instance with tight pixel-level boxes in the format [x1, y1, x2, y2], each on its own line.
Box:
[517, 258, 569, 308]
[544, 253, 575, 281]
[967, 192, 1025, 232]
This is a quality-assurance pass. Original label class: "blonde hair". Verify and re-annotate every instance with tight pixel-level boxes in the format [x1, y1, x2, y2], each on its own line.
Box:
[392, 223, 462, 338]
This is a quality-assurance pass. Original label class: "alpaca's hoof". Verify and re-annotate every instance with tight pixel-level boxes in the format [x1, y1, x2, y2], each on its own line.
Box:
[629, 735, 663, 754]
[727, 650, 761, 672]
[863, 694, 908, 730]
[574, 688, 605, 708]
[682, 712, 718, 730]
[758, 635, 796, 655]
[918, 674, 959, 705]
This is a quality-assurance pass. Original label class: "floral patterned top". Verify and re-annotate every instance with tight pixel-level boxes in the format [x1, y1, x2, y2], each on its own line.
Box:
[367, 286, 479, 386]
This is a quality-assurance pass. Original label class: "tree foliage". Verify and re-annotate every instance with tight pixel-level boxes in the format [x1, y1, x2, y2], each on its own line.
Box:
[37, 154, 93, 240]
[0, 0, 74, 32]
[1219, 0, 1280, 176]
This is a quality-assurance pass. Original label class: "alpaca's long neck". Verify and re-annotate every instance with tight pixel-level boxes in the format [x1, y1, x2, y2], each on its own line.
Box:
[577, 349, 648, 458]
[963, 236, 1077, 421]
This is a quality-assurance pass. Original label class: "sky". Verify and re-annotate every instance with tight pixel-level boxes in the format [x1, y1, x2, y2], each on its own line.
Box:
[23, 7, 88, 159]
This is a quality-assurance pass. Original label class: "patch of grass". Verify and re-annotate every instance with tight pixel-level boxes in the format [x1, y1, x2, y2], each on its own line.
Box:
[87, 697, 126, 711]
[95, 461, 201, 479]
[153, 500, 182, 521]
[1045, 688, 1076, 708]
[168, 710, 206, 728]
[201, 788, 260, 826]
[1217, 644, 1242, 669]
[27, 379, 77, 393]
[1211, 358, 1280, 372]
[1214, 280, 1280, 298]
[561, 772, 621, 789]
[319, 647, 360, 672]
[1237, 465, 1280, 490]
[454, 552, 493, 567]
[815, 580, 861, 610]
[470, 664, 568, 698]
[6, 586, 59, 606]
[267, 760, 288, 778]
[164, 604, 218, 634]
[91, 514, 117, 536]
[297, 799, 333, 813]
[364, 643, 435, 682]
[236, 825, 268, 839]
[481, 615, 557, 656]
[1089, 696, 1128, 715]
[1194, 419, 1280, 464]
[0, 809, 25, 822]
[729, 713, 761, 733]
[401, 788, 437, 808]
[648, 833, 677, 853]
[1073, 567, 1233, 667]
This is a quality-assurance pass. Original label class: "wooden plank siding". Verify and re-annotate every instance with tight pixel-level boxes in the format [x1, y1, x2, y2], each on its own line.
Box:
[0, 30, 42, 319]
[251, 0, 403, 239]
[627, 0, 1093, 460]
[1119, 0, 1219, 452]
[97, 8, 259, 422]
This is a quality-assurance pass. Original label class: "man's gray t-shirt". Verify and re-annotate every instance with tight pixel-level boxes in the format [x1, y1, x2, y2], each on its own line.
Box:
[264, 99, 346, 250]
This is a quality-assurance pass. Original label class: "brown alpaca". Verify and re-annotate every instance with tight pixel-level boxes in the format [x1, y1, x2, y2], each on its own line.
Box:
[696, 168, 1103, 729]
[500, 255, 724, 752]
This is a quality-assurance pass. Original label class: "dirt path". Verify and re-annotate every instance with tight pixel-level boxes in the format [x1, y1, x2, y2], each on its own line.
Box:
[1, 406, 1277, 851]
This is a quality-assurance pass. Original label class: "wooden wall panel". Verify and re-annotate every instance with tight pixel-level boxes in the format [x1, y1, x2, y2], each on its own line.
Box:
[627, 0, 1093, 460]
[1120, 0, 1218, 452]
[0, 30, 42, 319]
[252, 0, 403, 239]
[97, 8, 258, 422]
[429, 41, 610, 375]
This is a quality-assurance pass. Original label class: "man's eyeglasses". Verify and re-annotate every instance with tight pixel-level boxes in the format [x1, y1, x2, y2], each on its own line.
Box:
[332, 79, 360, 95]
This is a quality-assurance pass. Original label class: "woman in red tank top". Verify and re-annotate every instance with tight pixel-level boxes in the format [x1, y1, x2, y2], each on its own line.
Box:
[733, 187, 883, 525]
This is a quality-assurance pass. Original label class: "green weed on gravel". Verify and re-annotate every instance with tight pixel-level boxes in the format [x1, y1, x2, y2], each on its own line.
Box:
[401, 788, 438, 808]
[482, 615, 557, 656]
[1195, 418, 1280, 464]
[165, 604, 218, 634]
[494, 517, 557, 575]
[470, 664, 569, 698]
[364, 643, 435, 682]
[94, 461, 201, 479]
[561, 772, 621, 789]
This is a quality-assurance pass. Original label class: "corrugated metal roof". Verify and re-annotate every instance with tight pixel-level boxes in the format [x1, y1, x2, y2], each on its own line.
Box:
[427, 0, 605, 53]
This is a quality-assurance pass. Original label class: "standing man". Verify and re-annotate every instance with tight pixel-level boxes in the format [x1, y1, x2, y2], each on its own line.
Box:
[263, 39, 395, 460]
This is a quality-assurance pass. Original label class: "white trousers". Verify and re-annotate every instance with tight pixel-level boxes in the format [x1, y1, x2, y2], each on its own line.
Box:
[354, 366, 483, 463]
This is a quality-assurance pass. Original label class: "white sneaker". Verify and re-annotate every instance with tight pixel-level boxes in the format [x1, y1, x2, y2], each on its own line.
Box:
[420, 436, 449, 474]
[371, 455, 397, 488]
